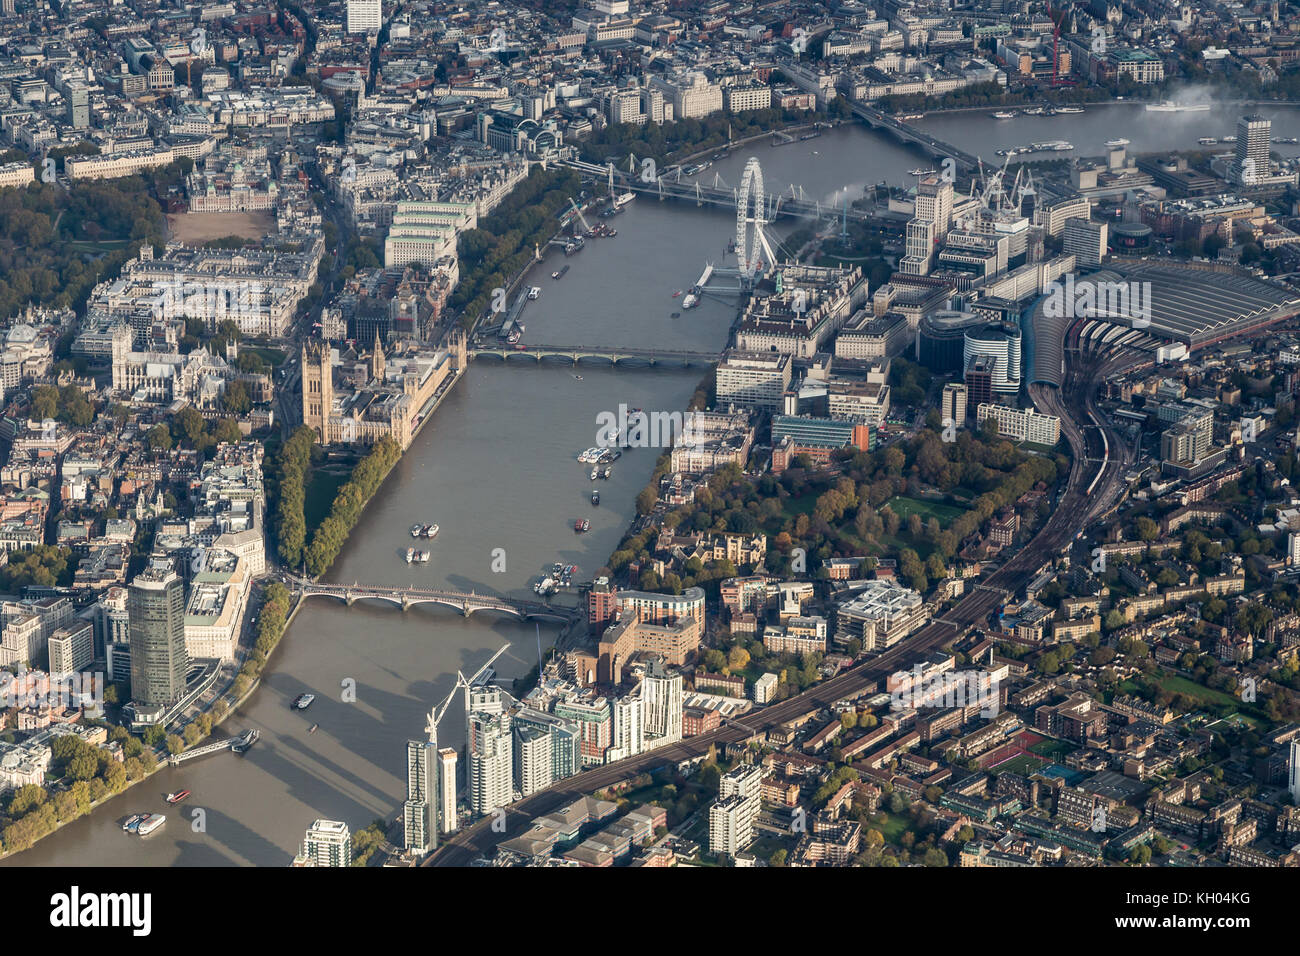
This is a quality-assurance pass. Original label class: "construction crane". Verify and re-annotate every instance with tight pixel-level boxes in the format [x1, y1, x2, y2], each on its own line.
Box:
[1048, 5, 1079, 87]
[974, 154, 1014, 212]
[566, 197, 593, 235]
[423, 677, 462, 743]
[460, 643, 514, 713]
[463, 643, 511, 693]
[423, 643, 511, 741]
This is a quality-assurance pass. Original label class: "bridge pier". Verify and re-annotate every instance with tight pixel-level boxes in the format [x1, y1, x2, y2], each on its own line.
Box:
[461, 602, 471, 617]
[345, 591, 355, 607]
[401, 596, 412, 612]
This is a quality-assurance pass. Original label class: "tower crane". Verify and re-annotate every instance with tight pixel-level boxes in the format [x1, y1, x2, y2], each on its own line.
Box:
[1049, 5, 1080, 87]
[423, 643, 511, 742]
[460, 642, 514, 714]
[566, 197, 593, 235]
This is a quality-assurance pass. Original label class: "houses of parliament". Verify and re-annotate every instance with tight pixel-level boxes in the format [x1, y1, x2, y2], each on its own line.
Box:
[301, 329, 467, 450]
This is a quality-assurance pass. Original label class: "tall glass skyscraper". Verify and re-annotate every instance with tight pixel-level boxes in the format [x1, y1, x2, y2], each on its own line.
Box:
[1235, 115, 1271, 184]
[127, 565, 189, 710]
[403, 736, 438, 854]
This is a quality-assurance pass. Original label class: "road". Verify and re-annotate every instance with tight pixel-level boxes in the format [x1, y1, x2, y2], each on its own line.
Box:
[272, 152, 353, 439]
[425, 343, 1149, 866]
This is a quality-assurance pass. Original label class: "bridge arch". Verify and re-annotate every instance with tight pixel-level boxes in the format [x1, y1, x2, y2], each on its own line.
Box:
[460, 604, 525, 620]
[301, 590, 408, 610]
[521, 611, 578, 624]
[295, 586, 576, 625]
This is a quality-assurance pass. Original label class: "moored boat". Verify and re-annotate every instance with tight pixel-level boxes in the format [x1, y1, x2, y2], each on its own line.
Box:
[137, 814, 166, 836]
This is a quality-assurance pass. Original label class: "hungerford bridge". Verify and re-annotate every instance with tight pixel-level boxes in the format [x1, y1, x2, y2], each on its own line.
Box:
[287, 578, 582, 624]
[559, 97, 977, 233]
[562, 156, 878, 231]
[560, 154, 791, 293]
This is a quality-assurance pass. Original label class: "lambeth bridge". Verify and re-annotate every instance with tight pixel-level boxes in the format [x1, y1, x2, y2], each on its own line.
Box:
[293, 581, 581, 624]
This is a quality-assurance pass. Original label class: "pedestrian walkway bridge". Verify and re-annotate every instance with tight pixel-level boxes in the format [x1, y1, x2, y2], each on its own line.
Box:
[167, 737, 239, 767]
